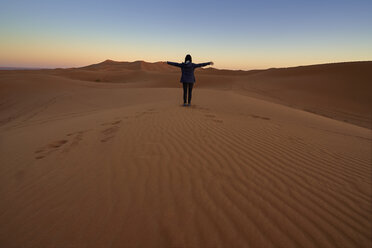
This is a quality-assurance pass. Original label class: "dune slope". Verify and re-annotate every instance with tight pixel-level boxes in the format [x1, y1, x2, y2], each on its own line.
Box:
[234, 62, 372, 129]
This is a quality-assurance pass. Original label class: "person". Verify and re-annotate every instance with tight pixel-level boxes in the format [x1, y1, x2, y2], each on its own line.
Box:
[167, 54, 213, 106]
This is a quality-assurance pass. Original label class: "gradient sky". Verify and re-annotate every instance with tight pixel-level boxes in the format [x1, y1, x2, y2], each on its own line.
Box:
[1, 0, 371, 70]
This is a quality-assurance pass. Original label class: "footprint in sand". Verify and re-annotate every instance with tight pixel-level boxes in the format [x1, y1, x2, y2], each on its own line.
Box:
[63, 130, 88, 152]
[48, 140, 68, 148]
[204, 113, 224, 123]
[100, 119, 123, 142]
[135, 108, 158, 119]
[250, 114, 271, 120]
[34, 128, 90, 159]
[101, 120, 122, 126]
[34, 139, 68, 159]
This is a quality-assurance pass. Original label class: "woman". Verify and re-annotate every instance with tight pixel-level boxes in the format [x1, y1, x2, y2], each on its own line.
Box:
[167, 54, 213, 106]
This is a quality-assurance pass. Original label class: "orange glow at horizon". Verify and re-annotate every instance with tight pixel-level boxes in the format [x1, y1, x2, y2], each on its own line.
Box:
[1, 30, 371, 70]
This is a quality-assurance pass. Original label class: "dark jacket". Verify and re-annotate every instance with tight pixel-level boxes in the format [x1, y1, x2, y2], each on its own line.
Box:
[167, 61, 211, 83]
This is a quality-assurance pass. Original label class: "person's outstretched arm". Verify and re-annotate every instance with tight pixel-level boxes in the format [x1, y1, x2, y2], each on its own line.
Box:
[167, 61, 182, 67]
[194, 61, 214, 68]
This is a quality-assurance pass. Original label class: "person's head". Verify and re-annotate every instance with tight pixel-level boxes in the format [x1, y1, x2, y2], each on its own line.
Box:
[184, 54, 192, 63]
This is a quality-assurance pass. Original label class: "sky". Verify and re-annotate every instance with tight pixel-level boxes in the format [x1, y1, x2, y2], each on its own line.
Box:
[0, 0, 371, 70]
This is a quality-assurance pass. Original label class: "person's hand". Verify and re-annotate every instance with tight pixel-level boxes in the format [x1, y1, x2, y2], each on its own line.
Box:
[210, 61, 214, 66]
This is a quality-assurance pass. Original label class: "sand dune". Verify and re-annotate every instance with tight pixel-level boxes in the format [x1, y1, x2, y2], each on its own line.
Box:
[233, 62, 372, 129]
[0, 63, 371, 247]
[81, 59, 179, 72]
[50, 60, 372, 128]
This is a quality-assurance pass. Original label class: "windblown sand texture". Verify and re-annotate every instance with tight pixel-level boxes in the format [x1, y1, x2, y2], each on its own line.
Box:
[0, 61, 371, 247]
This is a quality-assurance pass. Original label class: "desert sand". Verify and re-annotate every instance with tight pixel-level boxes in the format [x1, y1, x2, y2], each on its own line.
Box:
[0, 61, 371, 247]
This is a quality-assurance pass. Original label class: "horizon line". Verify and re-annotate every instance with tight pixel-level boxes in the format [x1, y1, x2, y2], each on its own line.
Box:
[1, 59, 371, 71]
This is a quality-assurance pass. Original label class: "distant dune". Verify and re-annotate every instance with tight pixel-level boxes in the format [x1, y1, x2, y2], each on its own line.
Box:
[0, 60, 371, 247]
[80, 59, 179, 72]
[0, 67, 46, 70]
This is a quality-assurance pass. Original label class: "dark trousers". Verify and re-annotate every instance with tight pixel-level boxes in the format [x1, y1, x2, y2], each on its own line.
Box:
[182, 83, 194, 103]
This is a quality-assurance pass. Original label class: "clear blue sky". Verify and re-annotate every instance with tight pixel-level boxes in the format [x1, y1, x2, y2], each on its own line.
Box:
[1, 0, 371, 69]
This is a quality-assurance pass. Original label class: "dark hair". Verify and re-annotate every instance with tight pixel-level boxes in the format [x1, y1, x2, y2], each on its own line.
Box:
[185, 54, 192, 63]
